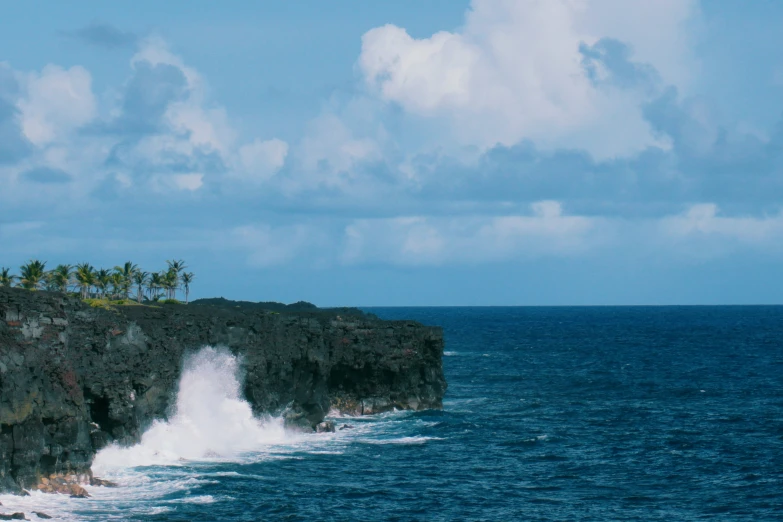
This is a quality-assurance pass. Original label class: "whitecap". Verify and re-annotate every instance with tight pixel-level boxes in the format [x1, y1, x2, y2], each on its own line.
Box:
[362, 436, 444, 445]
[170, 495, 217, 504]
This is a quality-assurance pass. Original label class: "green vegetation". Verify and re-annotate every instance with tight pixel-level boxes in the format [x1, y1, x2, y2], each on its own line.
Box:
[0, 259, 195, 305]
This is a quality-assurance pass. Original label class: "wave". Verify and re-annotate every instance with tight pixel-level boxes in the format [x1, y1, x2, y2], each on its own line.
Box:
[362, 436, 444, 445]
[93, 347, 295, 472]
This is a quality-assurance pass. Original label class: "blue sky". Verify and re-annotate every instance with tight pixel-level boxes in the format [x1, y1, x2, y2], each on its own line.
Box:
[2, 0, 783, 306]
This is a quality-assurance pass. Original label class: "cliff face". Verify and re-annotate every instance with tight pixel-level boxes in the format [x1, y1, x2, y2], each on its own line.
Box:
[0, 287, 446, 493]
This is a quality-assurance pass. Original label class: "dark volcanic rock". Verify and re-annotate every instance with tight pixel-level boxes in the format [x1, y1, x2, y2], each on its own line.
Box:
[0, 287, 446, 493]
[189, 297, 369, 318]
[315, 420, 336, 433]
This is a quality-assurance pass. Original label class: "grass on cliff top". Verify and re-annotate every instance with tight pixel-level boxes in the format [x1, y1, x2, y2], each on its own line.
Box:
[83, 298, 184, 309]
[83, 298, 148, 309]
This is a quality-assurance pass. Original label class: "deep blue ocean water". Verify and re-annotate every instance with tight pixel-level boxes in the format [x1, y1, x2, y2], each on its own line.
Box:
[2, 306, 783, 521]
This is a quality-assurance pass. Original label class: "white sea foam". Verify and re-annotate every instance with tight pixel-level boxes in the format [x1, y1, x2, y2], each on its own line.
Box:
[0, 490, 84, 521]
[170, 494, 217, 504]
[93, 346, 293, 472]
[443, 351, 458, 356]
[363, 436, 444, 445]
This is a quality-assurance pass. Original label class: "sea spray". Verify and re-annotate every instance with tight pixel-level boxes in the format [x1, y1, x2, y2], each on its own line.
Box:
[93, 346, 291, 471]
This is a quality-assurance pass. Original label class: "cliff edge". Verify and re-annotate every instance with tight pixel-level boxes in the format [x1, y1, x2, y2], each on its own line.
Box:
[0, 287, 446, 493]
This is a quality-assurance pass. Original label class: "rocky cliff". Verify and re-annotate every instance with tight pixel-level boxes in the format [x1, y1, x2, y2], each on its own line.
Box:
[0, 287, 446, 494]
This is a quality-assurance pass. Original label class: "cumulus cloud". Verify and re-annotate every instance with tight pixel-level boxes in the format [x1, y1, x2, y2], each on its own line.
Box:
[0, 67, 32, 164]
[0, 35, 290, 204]
[17, 64, 96, 146]
[237, 138, 288, 181]
[294, 112, 384, 188]
[358, 0, 697, 157]
[93, 37, 276, 193]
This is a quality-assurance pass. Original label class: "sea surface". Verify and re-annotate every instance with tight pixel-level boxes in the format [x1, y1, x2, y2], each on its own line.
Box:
[2, 306, 782, 521]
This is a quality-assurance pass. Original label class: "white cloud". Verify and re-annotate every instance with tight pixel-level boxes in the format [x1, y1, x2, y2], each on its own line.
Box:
[340, 202, 783, 267]
[166, 103, 235, 156]
[18, 64, 96, 146]
[298, 113, 382, 178]
[131, 36, 201, 87]
[342, 200, 601, 265]
[237, 138, 288, 181]
[131, 38, 235, 156]
[661, 204, 783, 244]
[173, 173, 204, 191]
[359, 0, 698, 157]
[149, 172, 204, 192]
[576, 0, 698, 90]
[106, 37, 289, 193]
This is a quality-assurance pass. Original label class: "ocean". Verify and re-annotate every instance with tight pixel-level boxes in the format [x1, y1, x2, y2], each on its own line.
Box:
[1, 306, 782, 520]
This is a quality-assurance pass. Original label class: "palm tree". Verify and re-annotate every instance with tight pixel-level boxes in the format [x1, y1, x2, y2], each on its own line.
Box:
[113, 262, 138, 299]
[0, 267, 17, 287]
[181, 272, 194, 304]
[161, 270, 178, 300]
[110, 272, 124, 300]
[165, 260, 186, 299]
[19, 260, 47, 290]
[74, 263, 95, 299]
[44, 273, 59, 292]
[149, 272, 163, 301]
[94, 269, 112, 299]
[132, 270, 149, 303]
[48, 264, 73, 294]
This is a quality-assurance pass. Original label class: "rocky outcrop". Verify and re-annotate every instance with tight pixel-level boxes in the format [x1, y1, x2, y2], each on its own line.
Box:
[0, 287, 446, 494]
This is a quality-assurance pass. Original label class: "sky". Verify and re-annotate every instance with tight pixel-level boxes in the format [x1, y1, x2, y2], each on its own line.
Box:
[2, 0, 783, 306]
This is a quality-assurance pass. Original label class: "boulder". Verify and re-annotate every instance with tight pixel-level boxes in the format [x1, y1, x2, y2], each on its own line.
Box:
[90, 477, 117, 487]
[316, 421, 336, 433]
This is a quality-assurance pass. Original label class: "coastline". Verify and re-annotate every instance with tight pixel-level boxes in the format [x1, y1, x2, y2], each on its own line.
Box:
[0, 286, 447, 498]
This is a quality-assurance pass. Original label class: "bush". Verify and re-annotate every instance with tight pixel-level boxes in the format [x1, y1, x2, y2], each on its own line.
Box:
[161, 299, 182, 305]
[83, 299, 111, 309]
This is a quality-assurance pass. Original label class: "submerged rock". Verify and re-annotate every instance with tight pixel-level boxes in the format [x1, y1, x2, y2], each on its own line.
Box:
[0, 513, 25, 520]
[316, 421, 336, 433]
[33, 513, 52, 520]
[35, 474, 91, 497]
[89, 477, 117, 487]
[0, 287, 447, 493]
[69, 485, 90, 498]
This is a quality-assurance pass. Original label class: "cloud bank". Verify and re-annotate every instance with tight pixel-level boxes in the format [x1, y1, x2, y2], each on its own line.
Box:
[1, 1, 782, 297]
